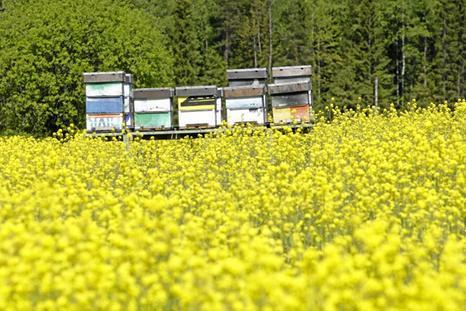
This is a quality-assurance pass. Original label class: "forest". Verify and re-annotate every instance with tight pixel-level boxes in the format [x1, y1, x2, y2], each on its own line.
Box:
[0, 0, 464, 135]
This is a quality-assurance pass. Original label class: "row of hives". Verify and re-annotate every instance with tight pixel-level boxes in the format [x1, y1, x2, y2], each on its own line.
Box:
[84, 66, 312, 132]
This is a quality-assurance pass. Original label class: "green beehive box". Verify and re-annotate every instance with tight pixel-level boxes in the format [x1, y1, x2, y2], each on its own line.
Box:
[135, 112, 171, 129]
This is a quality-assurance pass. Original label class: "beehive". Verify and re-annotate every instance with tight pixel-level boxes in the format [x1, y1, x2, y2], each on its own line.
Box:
[175, 86, 220, 128]
[83, 72, 132, 131]
[223, 86, 266, 126]
[133, 88, 173, 130]
[268, 81, 312, 124]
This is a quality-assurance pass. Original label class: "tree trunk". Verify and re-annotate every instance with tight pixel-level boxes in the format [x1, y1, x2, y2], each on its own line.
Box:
[423, 37, 427, 88]
[253, 35, 258, 67]
[442, 15, 447, 99]
[396, 40, 400, 106]
[401, 8, 405, 103]
[461, 49, 465, 99]
[268, 0, 273, 78]
[374, 77, 379, 107]
[258, 32, 262, 55]
[317, 36, 321, 104]
[459, 2, 465, 98]
[224, 28, 230, 65]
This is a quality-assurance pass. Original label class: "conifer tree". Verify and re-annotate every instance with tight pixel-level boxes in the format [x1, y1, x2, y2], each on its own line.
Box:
[431, 0, 465, 102]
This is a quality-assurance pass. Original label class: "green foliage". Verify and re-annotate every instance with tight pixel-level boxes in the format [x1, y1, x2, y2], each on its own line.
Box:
[0, 0, 464, 135]
[307, 0, 349, 109]
[430, 0, 465, 104]
[272, 0, 311, 66]
[0, 0, 174, 136]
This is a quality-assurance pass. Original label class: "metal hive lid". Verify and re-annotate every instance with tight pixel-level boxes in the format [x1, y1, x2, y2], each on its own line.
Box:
[227, 68, 268, 80]
[272, 65, 312, 78]
[133, 88, 174, 99]
[83, 71, 127, 83]
[175, 86, 218, 97]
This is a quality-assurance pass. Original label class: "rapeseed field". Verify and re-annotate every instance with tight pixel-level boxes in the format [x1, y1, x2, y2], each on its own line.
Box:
[0, 102, 464, 310]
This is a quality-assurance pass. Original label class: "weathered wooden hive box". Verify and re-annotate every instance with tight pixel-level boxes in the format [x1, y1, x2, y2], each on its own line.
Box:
[223, 85, 266, 125]
[175, 86, 220, 128]
[268, 81, 312, 124]
[227, 68, 267, 87]
[272, 65, 312, 84]
[84, 72, 133, 131]
[133, 88, 173, 130]
[269, 65, 312, 124]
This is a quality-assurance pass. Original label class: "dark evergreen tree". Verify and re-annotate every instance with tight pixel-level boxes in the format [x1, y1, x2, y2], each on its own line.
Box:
[171, 0, 202, 85]
[306, 0, 347, 109]
[431, 0, 465, 103]
[272, 0, 310, 66]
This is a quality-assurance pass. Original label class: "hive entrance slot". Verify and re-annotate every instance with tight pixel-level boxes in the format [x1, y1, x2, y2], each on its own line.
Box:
[186, 123, 209, 129]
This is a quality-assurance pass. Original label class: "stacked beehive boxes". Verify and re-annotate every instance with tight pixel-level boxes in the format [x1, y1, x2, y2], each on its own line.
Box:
[175, 86, 220, 129]
[269, 66, 312, 124]
[84, 72, 133, 131]
[224, 68, 267, 125]
[133, 88, 173, 130]
[82, 66, 313, 133]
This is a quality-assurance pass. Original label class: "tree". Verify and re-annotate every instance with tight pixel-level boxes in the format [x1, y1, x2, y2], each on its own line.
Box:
[0, 0, 174, 135]
[306, 0, 346, 109]
[430, 0, 465, 103]
[170, 0, 225, 86]
[272, 0, 311, 66]
[333, 0, 393, 108]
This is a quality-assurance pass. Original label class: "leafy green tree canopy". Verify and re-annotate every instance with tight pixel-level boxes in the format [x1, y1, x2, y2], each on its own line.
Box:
[0, 0, 174, 135]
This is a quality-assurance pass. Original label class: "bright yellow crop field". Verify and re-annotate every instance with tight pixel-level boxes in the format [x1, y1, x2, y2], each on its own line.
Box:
[0, 102, 465, 310]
